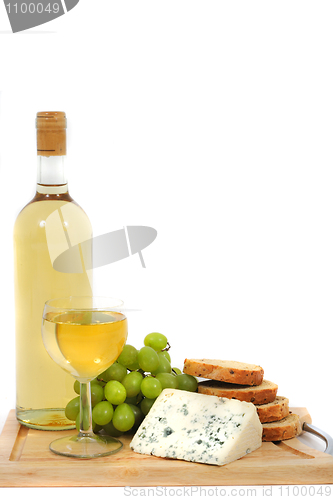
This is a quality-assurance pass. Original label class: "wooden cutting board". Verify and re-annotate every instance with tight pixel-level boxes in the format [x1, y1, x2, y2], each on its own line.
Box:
[0, 408, 332, 487]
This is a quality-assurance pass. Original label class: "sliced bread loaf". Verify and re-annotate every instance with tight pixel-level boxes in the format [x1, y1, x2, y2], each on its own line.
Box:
[183, 359, 264, 386]
[198, 379, 278, 405]
[256, 396, 289, 423]
[262, 413, 302, 441]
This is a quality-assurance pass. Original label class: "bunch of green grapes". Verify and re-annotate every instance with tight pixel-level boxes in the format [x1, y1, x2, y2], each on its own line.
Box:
[65, 332, 198, 437]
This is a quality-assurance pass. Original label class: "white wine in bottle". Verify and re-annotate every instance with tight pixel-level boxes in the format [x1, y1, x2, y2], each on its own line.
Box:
[14, 112, 93, 429]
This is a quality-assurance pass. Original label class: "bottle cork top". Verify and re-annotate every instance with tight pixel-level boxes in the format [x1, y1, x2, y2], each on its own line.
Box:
[36, 111, 67, 156]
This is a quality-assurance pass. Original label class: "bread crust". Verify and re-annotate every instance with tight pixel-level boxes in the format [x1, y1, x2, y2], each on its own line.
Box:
[256, 396, 289, 423]
[183, 358, 264, 386]
[198, 379, 278, 405]
[262, 413, 302, 441]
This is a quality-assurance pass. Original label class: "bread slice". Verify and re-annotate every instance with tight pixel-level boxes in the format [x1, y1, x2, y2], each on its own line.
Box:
[256, 396, 289, 423]
[183, 359, 264, 386]
[198, 379, 278, 405]
[262, 413, 302, 441]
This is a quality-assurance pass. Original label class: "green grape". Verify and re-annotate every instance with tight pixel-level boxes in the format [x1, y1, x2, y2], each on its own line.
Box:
[112, 403, 135, 432]
[74, 379, 103, 394]
[117, 345, 138, 369]
[104, 380, 127, 405]
[103, 420, 123, 437]
[127, 360, 140, 371]
[65, 396, 80, 421]
[140, 397, 156, 415]
[176, 373, 198, 392]
[172, 367, 182, 375]
[144, 332, 168, 351]
[141, 376, 163, 399]
[128, 404, 144, 429]
[75, 408, 91, 432]
[136, 392, 143, 404]
[156, 372, 178, 389]
[151, 352, 171, 375]
[159, 350, 171, 363]
[91, 383, 104, 407]
[75, 414, 99, 432]
[91, 378, 105, 387]
[100, 362, 127, 382]
[75, 413, 80, 432]
[137, 346, 159, 372]
[124, 392, 143, 406]
[122, 371, 143, 397]
[125, 396, 138, 405]
[74, 378, 103, 396]
[92, 401, 114, 426]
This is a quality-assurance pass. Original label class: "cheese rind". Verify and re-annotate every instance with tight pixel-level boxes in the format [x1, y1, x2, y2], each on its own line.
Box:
[130, 388, 262, 466]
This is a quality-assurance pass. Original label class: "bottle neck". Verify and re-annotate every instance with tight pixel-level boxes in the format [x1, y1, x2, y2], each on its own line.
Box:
[36, 155, 68, 194]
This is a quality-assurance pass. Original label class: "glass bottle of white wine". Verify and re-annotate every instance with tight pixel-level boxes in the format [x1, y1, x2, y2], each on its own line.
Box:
[14, 112, 93, 430]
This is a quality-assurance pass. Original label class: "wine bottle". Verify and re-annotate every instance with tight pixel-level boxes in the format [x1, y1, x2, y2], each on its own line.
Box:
[14, 112, 93, 430]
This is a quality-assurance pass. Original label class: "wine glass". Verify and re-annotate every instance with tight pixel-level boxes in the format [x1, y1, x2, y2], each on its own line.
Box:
[41, 296, 128, 458]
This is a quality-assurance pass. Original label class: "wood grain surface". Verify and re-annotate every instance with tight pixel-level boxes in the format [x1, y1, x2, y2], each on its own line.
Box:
[0, 408, 332, 487]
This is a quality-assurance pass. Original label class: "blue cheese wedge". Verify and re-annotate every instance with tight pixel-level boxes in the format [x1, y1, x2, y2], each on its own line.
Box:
[130, 388, 262, 466]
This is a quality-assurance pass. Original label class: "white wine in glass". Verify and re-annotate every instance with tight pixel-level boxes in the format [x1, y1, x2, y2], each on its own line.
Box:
[42, 296, 128, 458]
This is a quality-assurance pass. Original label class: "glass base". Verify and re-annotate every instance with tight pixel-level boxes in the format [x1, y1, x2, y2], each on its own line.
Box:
[49, 432, 123, 458]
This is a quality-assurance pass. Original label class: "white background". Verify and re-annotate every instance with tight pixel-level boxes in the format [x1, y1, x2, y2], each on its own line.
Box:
[0, 1, 333, 497]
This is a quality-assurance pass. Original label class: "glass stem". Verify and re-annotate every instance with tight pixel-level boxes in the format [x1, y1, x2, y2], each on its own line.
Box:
[79, 382, 93, 436]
